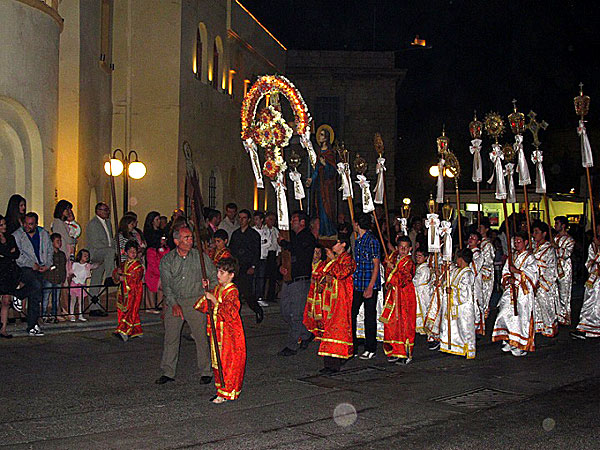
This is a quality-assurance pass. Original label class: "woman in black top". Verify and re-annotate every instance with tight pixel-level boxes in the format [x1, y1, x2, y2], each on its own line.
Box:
[0, 214, 21, 338]
[4, 194, 26, 236]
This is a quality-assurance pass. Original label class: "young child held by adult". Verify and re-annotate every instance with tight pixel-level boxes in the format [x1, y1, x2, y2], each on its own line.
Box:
[196, 257, 246, 404]
[439, 248, 477, 359]
[317, 238, 356, 374]
[69, 249, 98, 321]
[42, 233, 67, 323]
[380, 236, 417, 364]
[113, 240, 144, 341]
[413, 249, 431, 335]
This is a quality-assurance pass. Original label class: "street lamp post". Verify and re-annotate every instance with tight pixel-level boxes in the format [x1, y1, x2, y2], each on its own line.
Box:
[104, 149, 147, 215]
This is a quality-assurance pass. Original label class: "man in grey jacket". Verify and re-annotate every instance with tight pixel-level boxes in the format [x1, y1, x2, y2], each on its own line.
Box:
[13, 212, 52, 335]
[85, 202, 116, 316]
[155, 226, 217, 385]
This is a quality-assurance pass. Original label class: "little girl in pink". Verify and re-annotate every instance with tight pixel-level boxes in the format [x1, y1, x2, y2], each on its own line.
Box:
[69, 249, 98, 322]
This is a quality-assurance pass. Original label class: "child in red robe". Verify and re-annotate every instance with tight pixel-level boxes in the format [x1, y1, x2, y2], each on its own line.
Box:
[380, 236, 417, 364]
[196, 257, 246, 404]
[303, 246, 328, 338]
[318, 237, 356, 374]
[113, 241, 144, 341]
[212, 229, 232, 264]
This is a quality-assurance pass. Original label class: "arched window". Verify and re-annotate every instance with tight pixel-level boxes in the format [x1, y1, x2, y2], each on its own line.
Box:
[212, 41, 219, 90]
[208, 170, 217, 208]
[195, 28, 202, 80]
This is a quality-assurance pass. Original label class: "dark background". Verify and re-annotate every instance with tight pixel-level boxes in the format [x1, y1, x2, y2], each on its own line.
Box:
[243, 0, 600, 205]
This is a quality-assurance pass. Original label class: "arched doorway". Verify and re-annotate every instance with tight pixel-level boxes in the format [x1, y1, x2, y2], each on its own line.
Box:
[0, 96, 44, 219]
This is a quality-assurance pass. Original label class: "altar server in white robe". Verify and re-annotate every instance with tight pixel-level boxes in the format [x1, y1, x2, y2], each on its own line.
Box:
[554, 216, 575, 325]
[477, 217, 495, 318]
[414, 248, 432, 335]
[571, 226, 600, 340]
[467, 231, 485, 335]
[424, 252, 443, 350]
[438, 248, 476, 359]
[532, 221, 559, 337]
[492, 232, 538, 357]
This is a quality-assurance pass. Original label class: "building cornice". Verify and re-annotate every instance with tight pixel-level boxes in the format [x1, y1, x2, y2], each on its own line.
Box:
[12, 0, 64, 32]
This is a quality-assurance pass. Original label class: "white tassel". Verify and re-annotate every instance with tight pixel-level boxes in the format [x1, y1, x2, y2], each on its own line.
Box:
[399, 217, 408, 236]
[514, 134, 531, 186]
[374, 157, 386, 204]
[244, 139, 264, 188]
[355, 174, 375, 213]
[578, 120, 594, 168]
[300, 131, 317, 168]
[489, 144, 507, 200]
[531, 150, 547, 194]
[337, 162, 354, 200]
[440, 220, 453, 262]
[470, 139, 483, 183]
[271, 171, 289, 231]
[504, 163, 516, 203]
[288, 169, 305, 200]
[425, 213, 441, 253]
[436, 158, 445, 204]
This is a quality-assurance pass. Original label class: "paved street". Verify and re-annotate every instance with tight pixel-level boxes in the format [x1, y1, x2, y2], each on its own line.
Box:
[1, 300, 599, 449]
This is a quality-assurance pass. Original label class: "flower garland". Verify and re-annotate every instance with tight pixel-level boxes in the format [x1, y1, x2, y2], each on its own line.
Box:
[241, 75, 312, 180]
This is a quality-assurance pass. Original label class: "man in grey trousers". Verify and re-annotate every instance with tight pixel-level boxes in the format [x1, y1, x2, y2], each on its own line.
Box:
[155, 227, 217, 385]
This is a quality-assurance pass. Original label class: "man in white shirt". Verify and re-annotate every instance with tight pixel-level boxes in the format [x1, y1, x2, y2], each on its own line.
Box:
[261, 211, 281, 306]
[85, 202, 116, 316]
[218, 202, 240, 239]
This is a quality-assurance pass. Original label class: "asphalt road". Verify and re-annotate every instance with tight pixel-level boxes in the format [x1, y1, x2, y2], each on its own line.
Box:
[1, 302, 599, 449]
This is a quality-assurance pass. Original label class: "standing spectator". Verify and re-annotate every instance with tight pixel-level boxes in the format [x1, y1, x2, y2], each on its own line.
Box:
[124, 211, 147, 257]
[159, 215, 168, 231]
[86, 202, 116, 316]
[263, 212, 281, 305]
[51, 200, 78, 318]
[206, 209, 222, 235]
[309, 217, 320, 240]
[277, 211, 317, 356]
[0, 214, 21, 338]
[252, 211, 267, 305]
[144, 211, 167, 313]
[42, 233, 67, 322]
[408, 217, 427, 260]
[155, 227, 216, 385]
[117, 215, 137, 263]
[229, 209, 263, 322]
[5, 194, 26, 236]
[13, 212, 52, 336]
[218, 202, 240, 239]
[337, 212, 352, 242]
[352, 213, 381, 360]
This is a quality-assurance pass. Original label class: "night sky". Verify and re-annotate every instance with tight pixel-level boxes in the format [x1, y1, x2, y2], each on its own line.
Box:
[243, 0, 600, 204]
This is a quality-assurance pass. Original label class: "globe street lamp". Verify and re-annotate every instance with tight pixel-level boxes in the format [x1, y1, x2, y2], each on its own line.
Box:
[104, 149, 146, 215]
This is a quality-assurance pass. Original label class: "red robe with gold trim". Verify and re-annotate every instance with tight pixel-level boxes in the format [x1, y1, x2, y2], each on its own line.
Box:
[303, 260, 327, 338]
[194, 283, 246, 400]
[114, 259, 144, 337]
[212, 247, 232, 265]
[318, 252, 356, 359]
[380, 252, 417, 358]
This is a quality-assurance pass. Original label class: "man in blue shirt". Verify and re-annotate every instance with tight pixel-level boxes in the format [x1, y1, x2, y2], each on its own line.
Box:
[13, 212, 53, 336]
[352, 213, 381, 359]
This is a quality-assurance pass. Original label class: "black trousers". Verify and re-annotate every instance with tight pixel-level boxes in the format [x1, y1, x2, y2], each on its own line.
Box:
[237, 268, 260, 313]
[264, 251, 278, 302]
[324, 356, 342, 371]
[351, 289, 379, 353]
[19, 268, 43, 331]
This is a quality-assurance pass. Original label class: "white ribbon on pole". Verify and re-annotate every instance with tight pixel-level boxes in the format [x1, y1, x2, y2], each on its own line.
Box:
[374, 157, 386, 204]
[425, 213, 441, 253]
[244, 138, 263, 188]
[470, 139, 483, 183]
[271, 171, 289, 231]
[488, 144, 507, 200]
[288, 169, 305, 201]
[531, 150, 547, 194]
[578, 120, 594, 168]
[514, 135, 531, 186]
[300, 130, 317, 168]
[355, 174, 375, 214]
[337, 162, 354, 200]
[399, 217, 408, 236]
[436, 158, 445, 204]
[439, 220, 453, 262]
[504, 162, 516, 203]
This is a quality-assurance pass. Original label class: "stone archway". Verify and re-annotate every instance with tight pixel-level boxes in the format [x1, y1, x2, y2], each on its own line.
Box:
[0, 96, 45, 219]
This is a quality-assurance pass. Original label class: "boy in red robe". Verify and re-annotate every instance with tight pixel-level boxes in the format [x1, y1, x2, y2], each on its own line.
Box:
[380, 236, 417, 364]
[212, 229, 232, 264]
[113, 240, 144, 341]
[196, 257, 246, 404]
[318, 237, 356, 374]
[303, 246, 328, 338]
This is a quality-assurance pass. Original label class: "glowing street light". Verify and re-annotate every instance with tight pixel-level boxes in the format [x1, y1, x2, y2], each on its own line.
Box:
[428, 165, 454, 178]
[104, 149, 146, 214]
